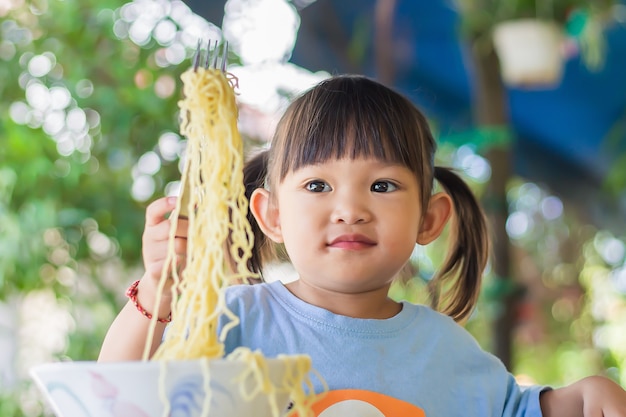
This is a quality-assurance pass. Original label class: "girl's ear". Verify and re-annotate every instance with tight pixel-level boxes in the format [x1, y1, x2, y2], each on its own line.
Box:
[249, 188, 284, 243]
[417, 192, 452, 245]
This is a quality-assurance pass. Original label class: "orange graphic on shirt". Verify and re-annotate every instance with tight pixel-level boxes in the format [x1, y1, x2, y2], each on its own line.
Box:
[300, 389, 426, 417]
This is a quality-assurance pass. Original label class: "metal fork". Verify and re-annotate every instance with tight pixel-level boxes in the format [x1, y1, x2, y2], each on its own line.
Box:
[192, 39, 229, 72]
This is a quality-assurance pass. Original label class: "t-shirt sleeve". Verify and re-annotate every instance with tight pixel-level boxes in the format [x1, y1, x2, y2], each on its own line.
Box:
[502, 374, 551, 417]
[430, 308, 551, 417]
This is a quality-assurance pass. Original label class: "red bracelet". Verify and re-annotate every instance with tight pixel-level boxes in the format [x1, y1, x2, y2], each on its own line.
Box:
[125, 280, 172, 323]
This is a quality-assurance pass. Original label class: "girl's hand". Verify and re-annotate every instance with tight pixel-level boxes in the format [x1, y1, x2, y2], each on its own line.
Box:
[141, 197, 188, 289]
[98, 197, 187, 362]
[580, 376, 626, 416]
[541, 375, 626, 417]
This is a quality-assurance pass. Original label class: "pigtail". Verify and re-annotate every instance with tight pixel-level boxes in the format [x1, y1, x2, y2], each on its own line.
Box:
[242, 150, 272, 279]
[429, 166, 490, 322]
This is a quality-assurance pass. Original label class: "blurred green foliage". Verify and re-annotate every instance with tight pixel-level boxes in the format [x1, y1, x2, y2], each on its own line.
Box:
[1, 0, 183, 298]
[1, 0, 188, 414]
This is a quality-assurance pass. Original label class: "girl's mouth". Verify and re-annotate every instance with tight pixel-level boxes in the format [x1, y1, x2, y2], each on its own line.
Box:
[328, 234, 376, 250]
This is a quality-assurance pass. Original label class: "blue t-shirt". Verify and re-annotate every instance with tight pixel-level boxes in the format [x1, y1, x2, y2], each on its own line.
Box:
[219, 281, 546, 417]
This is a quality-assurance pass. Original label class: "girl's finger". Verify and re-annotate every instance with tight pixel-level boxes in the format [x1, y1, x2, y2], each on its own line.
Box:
[144, 219, 174, 243]
[144, 237, 186, 265]
[173, 217, 189, 239]
[145, 197, 177, 227]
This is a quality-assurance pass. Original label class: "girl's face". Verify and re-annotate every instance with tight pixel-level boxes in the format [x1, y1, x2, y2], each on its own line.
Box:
[271, 157, 423, 297]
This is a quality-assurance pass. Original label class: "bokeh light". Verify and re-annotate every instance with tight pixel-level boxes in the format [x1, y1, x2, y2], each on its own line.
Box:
[506, 211, 532, 239]
[453, 145, 491, 183]
[158, 131, 181, 161]
[223, 0, 300, 65]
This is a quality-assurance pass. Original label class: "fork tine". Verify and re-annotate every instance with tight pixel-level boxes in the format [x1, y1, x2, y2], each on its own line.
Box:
[211, 40, 220, 69]
[192, 39, 228, 71]
[204, 39, 212, 69]
[220, 41, 229, 72]
[193, 39, 202, 71]
[204, 39, 214, 69]
[212, 40, 220, 69]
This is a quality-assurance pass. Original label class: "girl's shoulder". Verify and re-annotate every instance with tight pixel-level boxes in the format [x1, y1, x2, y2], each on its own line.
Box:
[403, 302, 484, 346]
[402, 301, 458, 326]
[223, 280, 286, 313]
[224, 280, 281, 298]
[219, 282, 283, 334]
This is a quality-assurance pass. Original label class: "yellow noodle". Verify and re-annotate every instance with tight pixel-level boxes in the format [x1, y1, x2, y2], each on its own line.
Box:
[147, 68, 249, 361]
[228, 348, 317, 417]
[143, 66, 318, 417]
[228, 348, 323, 417]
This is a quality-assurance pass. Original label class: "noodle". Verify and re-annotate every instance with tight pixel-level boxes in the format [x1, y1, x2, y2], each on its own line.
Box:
[149, 66, 249, 361]
[228, 348, 322, 417]
[143, 65, 318, 416]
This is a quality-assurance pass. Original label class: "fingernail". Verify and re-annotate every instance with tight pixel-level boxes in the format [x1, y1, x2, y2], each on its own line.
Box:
[167, 197, 177, 206]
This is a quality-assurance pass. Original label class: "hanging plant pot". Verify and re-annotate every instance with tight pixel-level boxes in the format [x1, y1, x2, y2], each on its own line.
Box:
[492, 19, 565, 88]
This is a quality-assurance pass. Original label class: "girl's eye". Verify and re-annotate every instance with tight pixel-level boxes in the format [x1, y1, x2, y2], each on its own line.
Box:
[306, 181, 331, 192]
[371, 181, 397, 193]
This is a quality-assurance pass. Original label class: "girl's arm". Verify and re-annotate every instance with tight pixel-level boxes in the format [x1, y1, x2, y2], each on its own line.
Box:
[98, 276, 172, 361]
[540, 376, 626, 417]
[98, 197, 187, 362]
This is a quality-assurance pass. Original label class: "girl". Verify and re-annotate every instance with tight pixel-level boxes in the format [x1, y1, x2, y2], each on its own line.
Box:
[100, 75, 626, 416]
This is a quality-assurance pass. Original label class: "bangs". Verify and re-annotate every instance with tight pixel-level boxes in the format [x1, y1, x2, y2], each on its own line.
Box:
[274, 76, 430, 181]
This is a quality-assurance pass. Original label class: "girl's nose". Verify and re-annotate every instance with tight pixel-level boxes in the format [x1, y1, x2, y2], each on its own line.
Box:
[330, 198, 372, 225]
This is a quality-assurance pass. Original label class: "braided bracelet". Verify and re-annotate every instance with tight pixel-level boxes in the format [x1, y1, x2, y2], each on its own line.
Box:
[125, 280, 172, 323]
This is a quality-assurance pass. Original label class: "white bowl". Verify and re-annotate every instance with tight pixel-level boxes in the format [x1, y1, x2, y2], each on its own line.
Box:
[30, 358, 302, 417]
